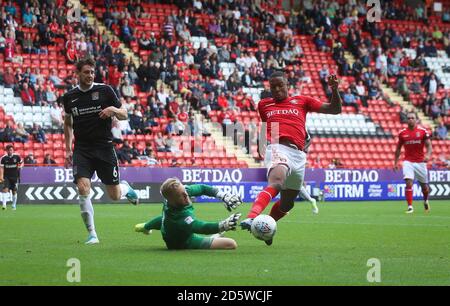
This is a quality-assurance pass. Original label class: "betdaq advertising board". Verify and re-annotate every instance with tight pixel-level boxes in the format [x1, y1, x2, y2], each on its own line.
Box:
[15, 167, 450, 204]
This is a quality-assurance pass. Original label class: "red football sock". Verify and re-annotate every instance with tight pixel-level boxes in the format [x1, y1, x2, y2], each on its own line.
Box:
[248, 186, 279, 218]
[269, 200, 288, 221]
[405, 186, 413, 206]
[422, 185, 429, 202]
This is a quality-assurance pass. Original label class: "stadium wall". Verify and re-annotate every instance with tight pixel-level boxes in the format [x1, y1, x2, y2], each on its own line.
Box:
[6, 167, 449, 204]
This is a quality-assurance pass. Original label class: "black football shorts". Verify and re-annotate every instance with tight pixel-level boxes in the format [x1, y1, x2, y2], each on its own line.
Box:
[3, 177, 18, 191]
[73, 146, 120, 185]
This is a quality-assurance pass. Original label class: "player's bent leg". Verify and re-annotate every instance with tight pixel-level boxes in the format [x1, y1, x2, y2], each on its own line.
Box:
[106, 182, 139, 205]
[121, 180, 139, 205]
[300, 185, 318, 214]
[210, 237, 237, 250]
[106, 184, 121, 201]
[245, 164, 287, 222]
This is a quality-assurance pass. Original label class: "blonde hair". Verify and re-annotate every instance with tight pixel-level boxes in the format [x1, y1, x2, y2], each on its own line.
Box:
[160, 177, 182, 199]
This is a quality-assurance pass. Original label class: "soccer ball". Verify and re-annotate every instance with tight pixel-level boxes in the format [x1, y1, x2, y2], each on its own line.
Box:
[251, 214, 277, 241]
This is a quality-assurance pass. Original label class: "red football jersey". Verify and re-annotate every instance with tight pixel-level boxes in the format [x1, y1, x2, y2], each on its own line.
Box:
[258, 95, 323, 150]
[398, 126, 430, 162]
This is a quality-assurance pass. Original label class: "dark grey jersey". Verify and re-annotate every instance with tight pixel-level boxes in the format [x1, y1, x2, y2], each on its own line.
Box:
[63, 83, 121, 148]
[0, 154, 22, 178]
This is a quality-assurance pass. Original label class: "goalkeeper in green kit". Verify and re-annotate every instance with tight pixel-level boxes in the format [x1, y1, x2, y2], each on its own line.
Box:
[135, 177, 243, 250]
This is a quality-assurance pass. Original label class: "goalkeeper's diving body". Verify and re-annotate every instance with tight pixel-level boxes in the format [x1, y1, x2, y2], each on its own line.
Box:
[135, 178, 243, 250]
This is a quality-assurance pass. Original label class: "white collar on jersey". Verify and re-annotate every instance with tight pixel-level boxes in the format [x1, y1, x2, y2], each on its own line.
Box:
[77, 82, 102, 92]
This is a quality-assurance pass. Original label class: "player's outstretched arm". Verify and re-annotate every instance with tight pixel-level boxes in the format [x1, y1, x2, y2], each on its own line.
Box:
[64, 114, 73, 168]
[99, 106, 128, 120]
[218, 213, 242, 232]
[144, 215, 162, 231]
[186, 184, 243, 211]
[319, 74, 342, 114]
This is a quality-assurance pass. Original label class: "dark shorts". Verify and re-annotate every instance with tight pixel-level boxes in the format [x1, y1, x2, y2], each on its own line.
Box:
[73, 146, 120, 185]
[3, 177, 19, 191]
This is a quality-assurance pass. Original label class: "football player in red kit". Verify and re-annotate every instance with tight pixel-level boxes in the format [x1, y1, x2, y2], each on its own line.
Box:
[394, 111, 432, 214]
[241, 71, 342, 245]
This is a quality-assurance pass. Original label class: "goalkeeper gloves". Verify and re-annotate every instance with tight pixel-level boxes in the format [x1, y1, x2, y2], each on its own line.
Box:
[218, 213, 242, 232]
[218, 191, 243, 212]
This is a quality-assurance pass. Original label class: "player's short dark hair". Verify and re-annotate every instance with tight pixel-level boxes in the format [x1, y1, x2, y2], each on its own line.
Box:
[407, 111, 418, 119]
[269, 71, 286, 79]
[5, 145, 13, 150]
[76, 57, 96, 71]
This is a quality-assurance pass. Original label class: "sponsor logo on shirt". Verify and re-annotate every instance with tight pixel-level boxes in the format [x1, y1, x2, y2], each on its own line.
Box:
[266, 109, 299, 118]
[405, 140, 422, 145]
[184, 216, 194, 224]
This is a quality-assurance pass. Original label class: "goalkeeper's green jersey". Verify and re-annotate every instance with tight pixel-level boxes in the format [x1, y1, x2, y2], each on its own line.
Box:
[145, 184, 222, 249]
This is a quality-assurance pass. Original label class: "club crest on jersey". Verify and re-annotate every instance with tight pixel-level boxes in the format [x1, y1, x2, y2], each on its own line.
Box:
[416, 132, 420, 137]
[92, 92, 99, 100]
[290, 99, 299, 104]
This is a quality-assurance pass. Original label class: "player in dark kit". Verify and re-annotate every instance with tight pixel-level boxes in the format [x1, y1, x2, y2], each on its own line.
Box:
[63, 58, 139, 244]
[0, 145, 23, 210]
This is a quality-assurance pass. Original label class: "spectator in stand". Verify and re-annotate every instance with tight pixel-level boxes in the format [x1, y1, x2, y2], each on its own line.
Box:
[3, 67, 15, 89]
[48, 69, 65, 89]
[424, 73, 439, 96]
[165, 119, 176, 135]
[43, 153, 56, 165]
[13, 123, 29, 143]
[343, 88, 360, 113]
[22, 32, 33, 53]
[121, 19, 134, 44]
[435, 122, 448, 140]
[130, 142, 141, 160]
[45, 84, 57, 104]
[422, 94, 436, 116]
[1, 121, 15, 142]
[355, 80, 368, 107]
[441, 92, 450, 116]
[4, 41, 14, 62]
[155, 132, 168, 152]
[50, 101, 63, 128]
[111, 118, 123, 144]
[0, 32, 6, 54]
[430, 100, 442, 120]
[21, 82, 35, 106]
[24, 153, 37, 165]
[121, 78, 136, 100]
[34, 84, 45, 106]
[31, 123, 46, 143]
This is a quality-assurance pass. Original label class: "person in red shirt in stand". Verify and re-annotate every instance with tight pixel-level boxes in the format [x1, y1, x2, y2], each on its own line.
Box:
[240, 71, 342, 245]
[394, 111, 432, 214]
[21, 82, 35, 106]
[217, 91, 229, 109]
[178, 106, 189, 123]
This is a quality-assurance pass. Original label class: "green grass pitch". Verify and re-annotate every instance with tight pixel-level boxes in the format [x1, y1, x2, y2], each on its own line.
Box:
[1, 200, 449, 285]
